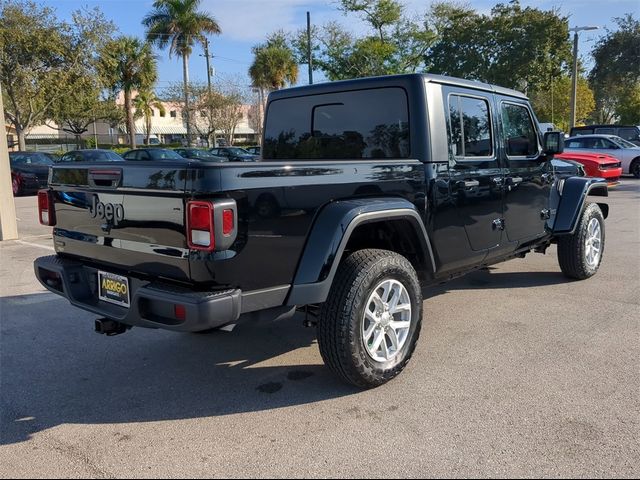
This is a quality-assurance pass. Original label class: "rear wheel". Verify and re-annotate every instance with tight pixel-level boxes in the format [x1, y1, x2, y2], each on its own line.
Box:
[557, 203, 605, 280]
[631, 159, 640, 179]
[12, 177, 21, 196]
[317, 249, 423, 388]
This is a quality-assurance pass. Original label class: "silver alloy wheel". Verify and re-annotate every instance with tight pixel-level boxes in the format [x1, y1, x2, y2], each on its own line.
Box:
[362, 278, 412, 363]
[12, 178, 18, 195]
[585, 217, 602, 268]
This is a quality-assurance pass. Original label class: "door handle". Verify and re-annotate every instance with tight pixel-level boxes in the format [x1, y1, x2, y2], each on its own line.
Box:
[506, 176, 523, 186]
[456, 180, 480, 189]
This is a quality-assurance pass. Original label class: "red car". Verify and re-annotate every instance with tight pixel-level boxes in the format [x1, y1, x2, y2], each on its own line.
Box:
[554, 152, 622, 185]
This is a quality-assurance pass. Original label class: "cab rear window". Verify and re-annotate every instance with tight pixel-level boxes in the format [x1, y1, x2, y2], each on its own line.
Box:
[263, 87, 410, 160]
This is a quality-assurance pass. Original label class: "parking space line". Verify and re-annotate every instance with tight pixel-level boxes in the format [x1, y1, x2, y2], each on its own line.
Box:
[15, 240, 55, 252]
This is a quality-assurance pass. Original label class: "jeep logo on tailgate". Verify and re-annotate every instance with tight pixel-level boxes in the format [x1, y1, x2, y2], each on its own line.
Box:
[89, 196, 124, 226]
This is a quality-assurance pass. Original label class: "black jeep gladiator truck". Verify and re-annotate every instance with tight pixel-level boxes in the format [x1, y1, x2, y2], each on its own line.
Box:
[35, 74, 608, 388]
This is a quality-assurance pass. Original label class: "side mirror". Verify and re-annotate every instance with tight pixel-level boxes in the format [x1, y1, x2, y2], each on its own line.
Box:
[543, 131, 564, 155]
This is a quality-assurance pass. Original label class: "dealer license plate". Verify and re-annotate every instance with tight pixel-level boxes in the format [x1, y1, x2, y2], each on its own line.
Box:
[98, 271, 130, 308]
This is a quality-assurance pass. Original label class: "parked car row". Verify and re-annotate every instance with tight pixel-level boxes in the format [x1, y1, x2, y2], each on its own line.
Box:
[8, 131, 637, 198]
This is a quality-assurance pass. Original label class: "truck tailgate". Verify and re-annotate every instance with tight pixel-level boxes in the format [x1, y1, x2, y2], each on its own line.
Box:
[49, 163, 193, 283]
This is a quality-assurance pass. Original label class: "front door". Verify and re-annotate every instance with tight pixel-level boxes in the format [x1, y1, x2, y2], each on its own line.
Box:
[498, 99, 552, 246]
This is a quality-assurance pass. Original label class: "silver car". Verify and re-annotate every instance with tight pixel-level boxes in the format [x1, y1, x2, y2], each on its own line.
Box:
[565, 134, 640, 178]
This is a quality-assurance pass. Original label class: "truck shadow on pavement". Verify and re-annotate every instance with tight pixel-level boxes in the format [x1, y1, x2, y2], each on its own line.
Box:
[1, 267, 570, 445]
[0, 293, 357, 446]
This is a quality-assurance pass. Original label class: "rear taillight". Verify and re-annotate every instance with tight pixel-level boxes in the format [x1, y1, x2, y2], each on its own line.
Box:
[37, 190, 56, 226]
[187, 201, 215, 250]
[186, 199, 238, 252]
[222, 209, 234, 236]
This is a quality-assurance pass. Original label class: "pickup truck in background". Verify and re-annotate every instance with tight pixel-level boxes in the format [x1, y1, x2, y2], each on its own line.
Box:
[35, 74, 609, 388]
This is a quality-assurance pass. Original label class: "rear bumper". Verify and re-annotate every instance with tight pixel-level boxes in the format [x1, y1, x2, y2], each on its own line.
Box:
[34, 255, 241, 332]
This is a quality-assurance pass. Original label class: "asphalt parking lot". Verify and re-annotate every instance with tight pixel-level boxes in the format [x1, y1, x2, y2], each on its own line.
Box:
[1, 181, 638, 478]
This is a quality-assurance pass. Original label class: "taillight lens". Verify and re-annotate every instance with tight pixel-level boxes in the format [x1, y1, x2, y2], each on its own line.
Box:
[222, 209, 234, 236]
[187, 201, 215, 250]
[38, 190, 56, 226]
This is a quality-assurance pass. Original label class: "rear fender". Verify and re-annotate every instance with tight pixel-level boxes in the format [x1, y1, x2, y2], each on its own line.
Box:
[286, 198, 435, 306]
[551, 177, 608, 235]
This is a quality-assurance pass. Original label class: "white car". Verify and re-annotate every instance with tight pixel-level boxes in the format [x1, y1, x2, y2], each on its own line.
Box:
[565, 134, 640, 178]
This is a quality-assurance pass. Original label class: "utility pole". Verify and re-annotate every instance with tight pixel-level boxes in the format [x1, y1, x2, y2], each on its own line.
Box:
[307, 11, 313, 85]
[203, 37, 213, 97]
[0, 84, 19, 241]
[201, 37, 215, 147]
[569, 26, 599, 129]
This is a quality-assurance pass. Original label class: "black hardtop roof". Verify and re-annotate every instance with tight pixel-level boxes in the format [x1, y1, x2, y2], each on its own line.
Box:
[268, 73, 528, 101]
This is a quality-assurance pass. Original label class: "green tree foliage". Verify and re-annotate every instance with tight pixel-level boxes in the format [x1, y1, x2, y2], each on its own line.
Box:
[530, 76, 595, 131]
[590, 14, 640, 123]
[294, 0, 435, 81]
[249, 32, 299, 90]
[48, 73, 121, 146]
[99, 37, 158, 149]
[0, 0, 114, 150]
[426, 1, 571, 93]
[143, 0, 221, 146]
[134, 90, 166, 146]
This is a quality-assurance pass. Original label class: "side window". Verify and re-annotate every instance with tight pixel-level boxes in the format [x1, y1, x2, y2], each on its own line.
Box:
[501, 103, 539, 157]
[595, 127, 615, 135]
[123, 151, 137, 160]
[567, 140, 584, 148]
[574, 129, 593, 136]
[448, 94, 493, 158]
[263, 87, 410, 160]
[618, 128, 639, 142]
[602, 139, 618, 149]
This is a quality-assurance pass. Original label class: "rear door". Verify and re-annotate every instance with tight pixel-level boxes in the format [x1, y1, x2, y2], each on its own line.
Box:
[444, 87, 504, 253]
[498, 99, 552, 245]
[50, 162, 193, 282]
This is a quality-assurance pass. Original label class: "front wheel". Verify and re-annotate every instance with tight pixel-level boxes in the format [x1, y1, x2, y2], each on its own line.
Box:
[317, 249, 423, 388]
[631, 159, 640, 179]
[557, 203, 605, 280]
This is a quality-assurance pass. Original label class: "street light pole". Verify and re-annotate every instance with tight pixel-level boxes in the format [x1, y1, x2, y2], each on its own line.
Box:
[569, 26, 599, 130]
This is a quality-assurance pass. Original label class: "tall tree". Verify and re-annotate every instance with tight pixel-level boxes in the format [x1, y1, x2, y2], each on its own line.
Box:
[590, 14, 640, 124]
[426, 1, 571, 93]
[47, 72, 121, 146]
[530, 75, 595, 131]
[249, 32, 299, 91]
[98, 36, 158, 149]
[143, 0, 221, 147]
[293, 0, 434, 81]
[134, 90, 166, 146]
[0, 1, 113, 150]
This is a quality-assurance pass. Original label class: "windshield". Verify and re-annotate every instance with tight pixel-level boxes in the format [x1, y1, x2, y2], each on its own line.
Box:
[10, 153, 53, 166]
[228, 147, 251, 155]
[82, 150, 124, 161]
[149, 149, 185, 160]
[610, 136, 639, 149]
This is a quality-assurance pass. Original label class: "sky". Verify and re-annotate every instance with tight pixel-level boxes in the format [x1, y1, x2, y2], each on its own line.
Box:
[46, 0, 639, 92]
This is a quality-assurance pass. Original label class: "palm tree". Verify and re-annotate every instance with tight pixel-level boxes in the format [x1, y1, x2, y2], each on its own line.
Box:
[143, 0, 221, 146]
[99, 37, 157, 149]
[249, 33, 299, 91]
[134, 90, 166, 145]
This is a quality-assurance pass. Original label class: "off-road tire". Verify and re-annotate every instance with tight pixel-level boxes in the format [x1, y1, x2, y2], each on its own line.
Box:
[630, 158, 640, 179]
[557, 203, 605, 280]
[317, 249, 423, 388]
